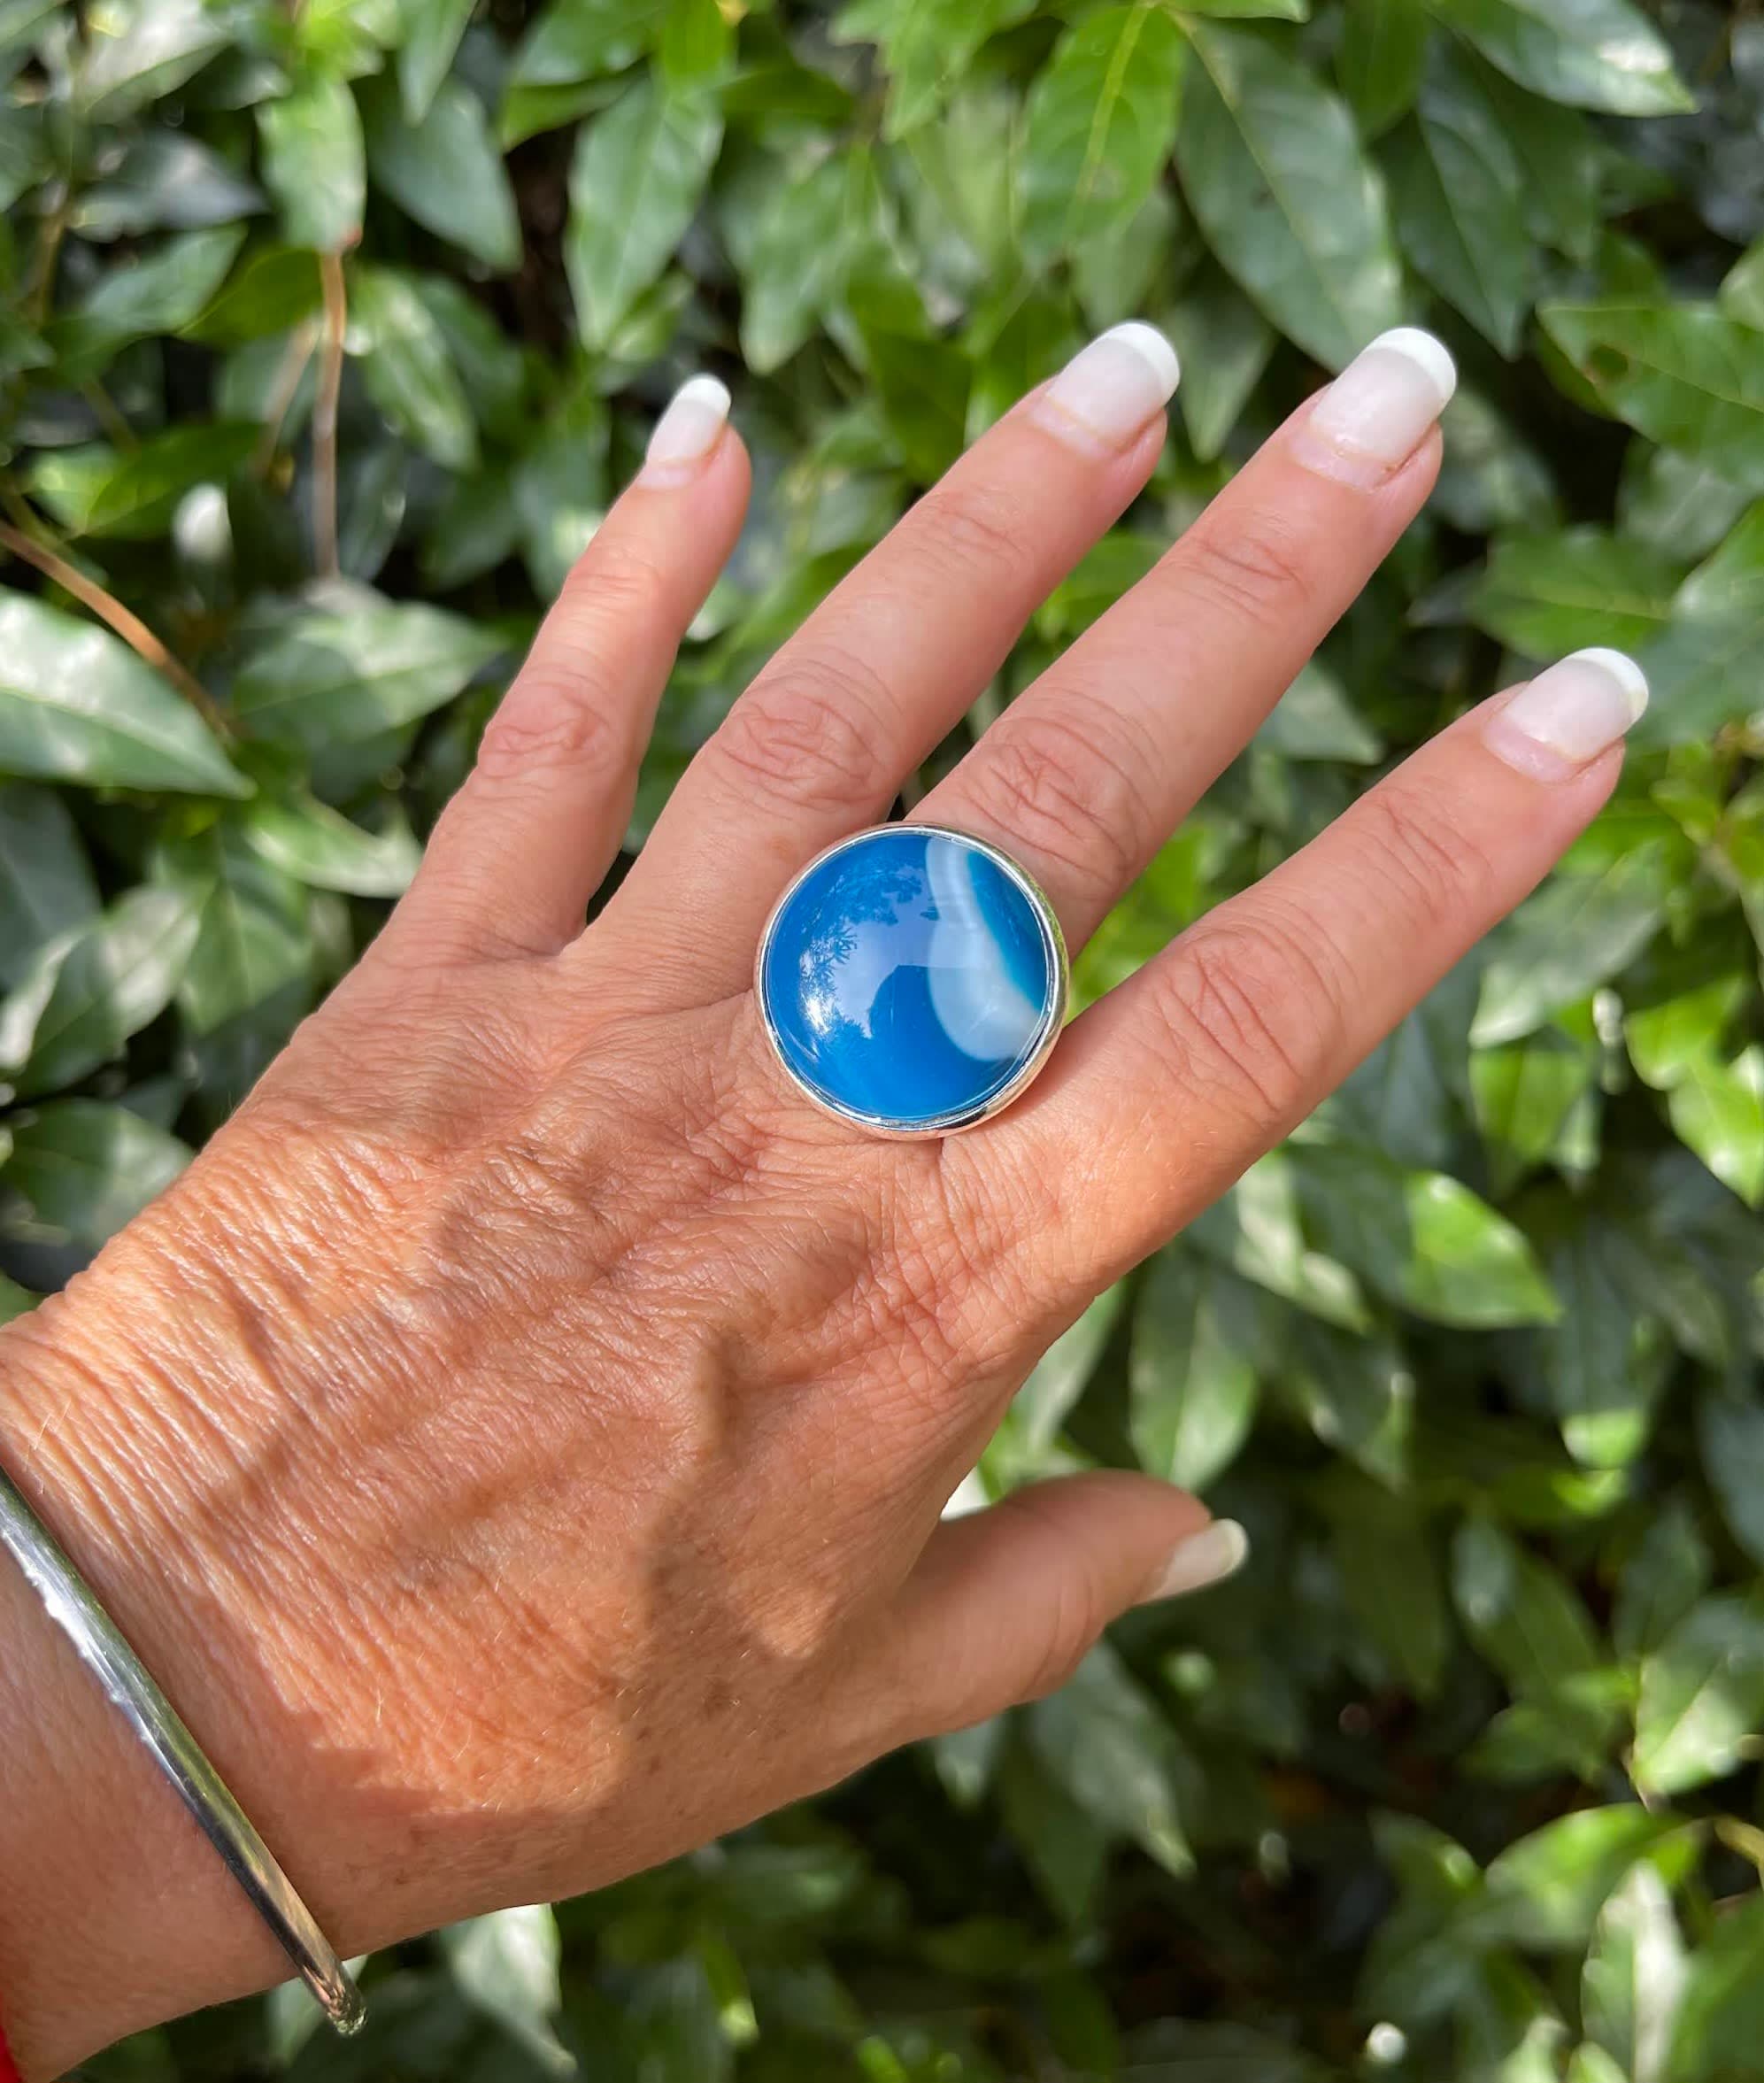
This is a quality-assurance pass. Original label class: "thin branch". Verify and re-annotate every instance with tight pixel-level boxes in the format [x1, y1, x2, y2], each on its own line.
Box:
[0, 519, 234, 741]
[254, 316, 320, 475]
[312, 253, 347, 580]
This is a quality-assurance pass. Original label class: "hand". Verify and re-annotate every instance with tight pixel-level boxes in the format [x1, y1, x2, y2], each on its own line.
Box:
[0, 325, 1644, 2074]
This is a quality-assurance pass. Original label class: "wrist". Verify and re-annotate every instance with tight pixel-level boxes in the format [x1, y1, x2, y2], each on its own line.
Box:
[0, 1204, 350, 2073]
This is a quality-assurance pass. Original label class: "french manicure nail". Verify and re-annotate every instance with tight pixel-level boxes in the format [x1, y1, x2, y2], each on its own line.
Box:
[1483, 647, 1650, 777]
[1292, 327, 1456, 486]
[1136, 1519, 1249, 1606]
[1033, 321, 1181, 454]
[642, 373, 731, 483]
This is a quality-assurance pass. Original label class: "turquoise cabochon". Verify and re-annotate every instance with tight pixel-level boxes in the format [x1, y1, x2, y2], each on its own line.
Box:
[758, 826, 1060, 1132]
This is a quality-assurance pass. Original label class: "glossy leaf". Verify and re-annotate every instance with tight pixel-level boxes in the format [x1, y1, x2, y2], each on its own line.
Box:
[349, 263, 479, 469]
[836, 0, 1032, 138]
[1336, 0, 1428, 137]
[1, 1099, 189, 1247]
[1020, 5, 1187, 262]
[1473, 850, 1669, 1045]
[1175, 21, 1404, 370]
[1632, 1594, 1764, 1795]
[0, 591, 250, 797]
[364, 75, 521, 272]
[77, 0, 233, 121]
[1425, 0, 1693, 116]
[566, 81, 722, 349]
[231, 594, 503, 748]
[243, 790, 420, 897]
[2, 885, 203, 1098]
[397, 0, 477, 120]
[258, 72, 366, 254]
[1130, 1249, 1260, 1489]
[1469, 528, 1680, 658]
[0, 783, 99, 989]
[27, 423, 260, 540]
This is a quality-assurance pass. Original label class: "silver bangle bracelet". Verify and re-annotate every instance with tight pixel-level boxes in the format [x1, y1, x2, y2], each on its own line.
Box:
[0, 1463, 366, 2037]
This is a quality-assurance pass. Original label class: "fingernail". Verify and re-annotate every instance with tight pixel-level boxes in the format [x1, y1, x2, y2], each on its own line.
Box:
[642, 374, 731, 484]
[1292, 328, 1456, 487]
[1483, 647, 1650, 777]
[1136, 1519, 1249, 1605]
[1033, 321, 1180, 454]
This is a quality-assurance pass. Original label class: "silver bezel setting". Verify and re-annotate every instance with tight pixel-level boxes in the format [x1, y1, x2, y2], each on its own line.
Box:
[753, 822, 1070, 1140]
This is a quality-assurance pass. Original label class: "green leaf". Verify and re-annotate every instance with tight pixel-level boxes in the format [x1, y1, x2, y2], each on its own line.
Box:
[1291, 1142, 1559, 1327]
[1, 1099, 189, 1248]
[397, 0, 477, 120]
[1476, 1808, 1690, 1950]
[1175, 21, 1404, 370]
[1536, 1202, 1661, 1468]
[1028, 1646, 1193, 1878]
[0, 783, 100, 988]
[27, 422, 260, 539]
[1665, 1046, 1764, 1207]
[1634, 503, 1764, 745]
[1328, 1478, 1450, 1697]
[736, 147, 888, 374]
[851, 286, 970, 481]
[0, 591, 250, 797]
[998, 1284, 1124, 1462]
[155, 824, 312, 1037]
[1539, 303, 1764, 494]
[1165, 260, 1275, 461]
[1020, 4, 1188, 262]
[835, 0, 1031, 138]
[1472, 849, 1669, 1045]
[1632, 1593, 1764, 1795]
[1471, 1027, 1598, 1184]
[0, 1274, 37, 1324]
[1469, 528, 1681, 658]
[183, 244, 325, 348]
[1613, 1500, 1711, 1661]
[242, 789, 420, 897]
[441, 1907, 572, 2073]
[506, 0, 663, 94]
[77, 0, 233, 121]
[1130, 1250, 1261, 1489]
[231, 593, 503, 749]
[363, 74, 521, 272]
[1256, 660, 1383, 762]
[1582, 1852, 1683, 2083]
[1425, 0, 1693, 115]
[566, 81, 722, 350]
[659, 0, 733, 89]
[348, 263, 479, 470]
[258, 72, 366, 253]
[1, 885, 204, 1097]
[1452, 1516, 1602, 1700]
[53, 225, 248, 375]
[1385, 48, 1529, 354]
[1696, 1397, 1764, 1574]
[1336, 0, 1428, 138]
[1668, 1894, 1764, 2083]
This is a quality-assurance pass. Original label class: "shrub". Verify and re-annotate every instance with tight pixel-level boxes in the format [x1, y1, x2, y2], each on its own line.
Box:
[4, 0, 1763, 2076]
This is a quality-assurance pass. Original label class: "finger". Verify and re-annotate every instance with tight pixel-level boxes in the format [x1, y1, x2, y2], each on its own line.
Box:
[913, 329, 1456, 944]
[397, 377, 751, 960]
[601, 326, 1182, 1002]
[859, 1474, 1238, 1741]
[965, 649, 1650, 1298]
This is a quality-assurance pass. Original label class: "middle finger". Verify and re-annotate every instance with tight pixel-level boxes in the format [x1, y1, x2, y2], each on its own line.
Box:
[913, 328, 1457, 945]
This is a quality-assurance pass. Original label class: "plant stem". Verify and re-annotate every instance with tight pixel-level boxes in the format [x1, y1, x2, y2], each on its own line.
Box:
[254, 317, 320, 475]
[312, 253, 348, 580]
[0, 519, 234, 740]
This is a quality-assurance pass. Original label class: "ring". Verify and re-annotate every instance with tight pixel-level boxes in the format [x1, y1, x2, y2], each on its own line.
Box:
[755, 824, 1069, 1137]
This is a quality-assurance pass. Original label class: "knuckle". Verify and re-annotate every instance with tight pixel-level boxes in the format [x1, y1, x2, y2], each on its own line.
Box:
[1152, 910, 1342, 1130]
[962, 699, 1153, 899]
[912, 481, 1035, 593]
[1177, 507, 1316, 624]
[474, 666, 628, 788]
[715, 652, 895, 815]
[1351, 786, 1490, 937]
[560, 540, 674, 626]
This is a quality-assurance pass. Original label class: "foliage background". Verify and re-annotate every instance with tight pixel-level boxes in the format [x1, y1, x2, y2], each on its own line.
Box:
[4, 0, 1764, 2075]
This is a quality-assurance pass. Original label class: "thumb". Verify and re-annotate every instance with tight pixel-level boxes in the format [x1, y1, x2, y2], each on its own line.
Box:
[861, 1472, 1248, 1744]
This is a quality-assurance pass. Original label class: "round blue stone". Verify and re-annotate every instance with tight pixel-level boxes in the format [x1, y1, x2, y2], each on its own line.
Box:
[758, 826, 1061, 1133]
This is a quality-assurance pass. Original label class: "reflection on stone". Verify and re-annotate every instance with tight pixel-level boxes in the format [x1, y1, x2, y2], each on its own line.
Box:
[760, 828, 1056, 1130]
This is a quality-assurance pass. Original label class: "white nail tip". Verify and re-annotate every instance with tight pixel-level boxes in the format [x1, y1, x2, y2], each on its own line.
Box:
[1565, 645, 1649, 721]
[643, 373, 731, 473]
[1139, 1519, 1249, 1604]
[1363, 327, 1458, 409]
[1102, 320, 1181, 402]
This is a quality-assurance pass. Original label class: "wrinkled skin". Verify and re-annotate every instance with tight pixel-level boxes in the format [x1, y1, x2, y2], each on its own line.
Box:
[0, 334, 1629, 2076]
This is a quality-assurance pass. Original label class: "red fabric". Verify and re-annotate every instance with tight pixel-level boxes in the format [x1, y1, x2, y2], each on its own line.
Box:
[0, 2011, 21, 2083]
